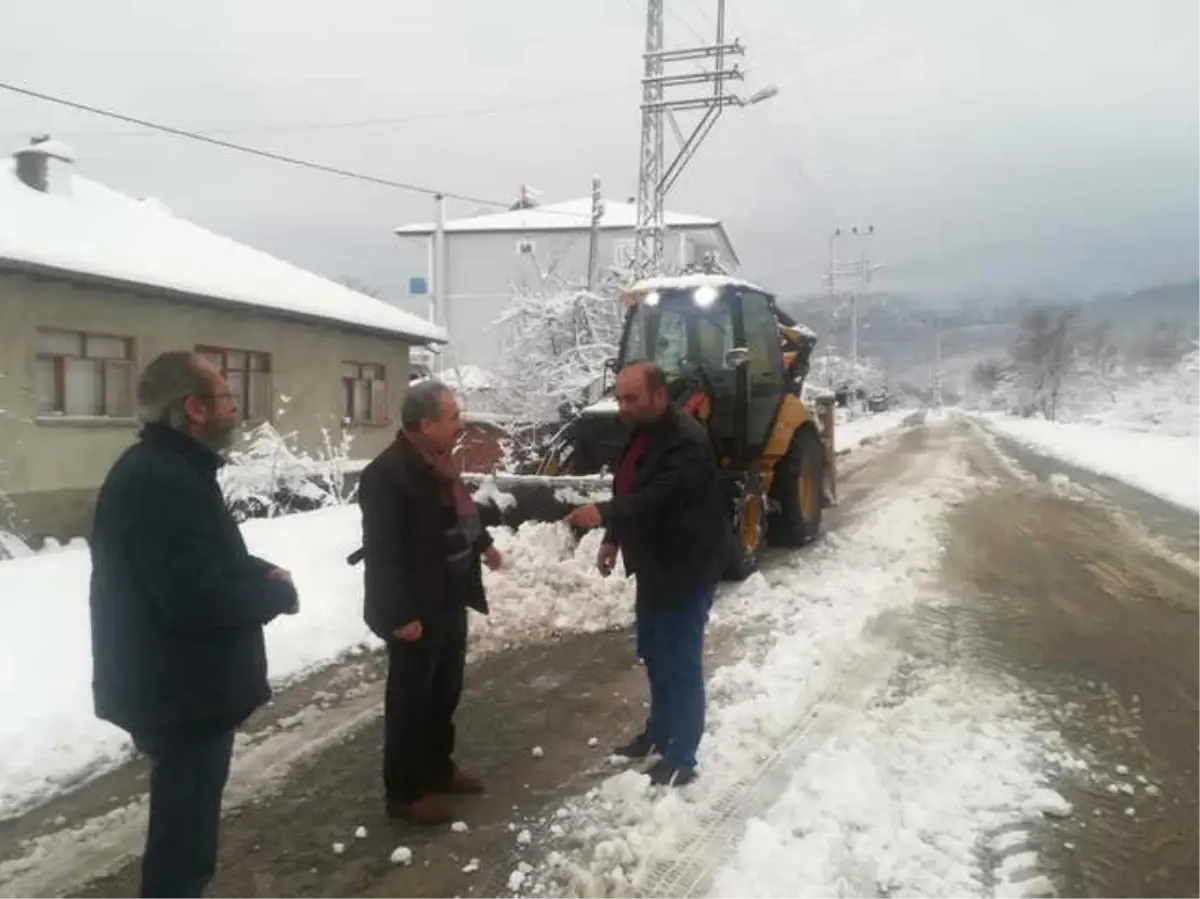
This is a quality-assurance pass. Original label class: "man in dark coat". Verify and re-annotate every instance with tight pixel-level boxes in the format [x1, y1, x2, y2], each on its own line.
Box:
[358, 380, 502, 824]
[90, 351, 299, 898]
[567, 362, 727, 786]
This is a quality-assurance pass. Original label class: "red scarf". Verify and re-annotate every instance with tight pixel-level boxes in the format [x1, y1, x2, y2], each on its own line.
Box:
[401, 431, 477, 517]
[615, 434, 648, 497]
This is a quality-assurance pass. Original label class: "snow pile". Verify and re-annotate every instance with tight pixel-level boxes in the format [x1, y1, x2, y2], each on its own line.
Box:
[981, 415, 1199, 512]
[835, 408, 912, 451]
[0, 509, 630, 820]
[476, 524, 633, 654]
[526, 447, 1062, 898]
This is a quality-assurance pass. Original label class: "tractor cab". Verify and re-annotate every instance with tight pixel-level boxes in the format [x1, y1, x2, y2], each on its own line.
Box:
[618, 276, 805, 465]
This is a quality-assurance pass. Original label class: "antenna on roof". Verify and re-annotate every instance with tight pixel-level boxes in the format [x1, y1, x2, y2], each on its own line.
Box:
[509, 184, 541, 210]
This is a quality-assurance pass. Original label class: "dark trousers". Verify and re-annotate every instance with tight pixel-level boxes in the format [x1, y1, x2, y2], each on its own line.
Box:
[132, 728, 235, 898]
[384, 605, 468, 803]
[635, 582, 716, 771]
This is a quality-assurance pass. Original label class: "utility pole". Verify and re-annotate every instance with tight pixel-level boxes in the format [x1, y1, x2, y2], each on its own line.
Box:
[633, 0, 775, 280]
[933, 314, 943, 408]
[586, 175, 603, 292]
[432, 193, 447, 332]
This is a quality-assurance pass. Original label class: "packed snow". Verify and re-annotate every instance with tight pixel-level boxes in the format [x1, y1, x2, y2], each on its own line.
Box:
[0, 508, 631, 820]
[523, 436, 1069, 898]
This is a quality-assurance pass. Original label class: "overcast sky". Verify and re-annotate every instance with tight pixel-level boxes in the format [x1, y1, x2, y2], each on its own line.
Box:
[1, 0, 1196, 309]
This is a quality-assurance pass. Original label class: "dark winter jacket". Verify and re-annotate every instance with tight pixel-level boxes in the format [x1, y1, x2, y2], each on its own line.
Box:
[358, 436, 498, 641]
[600, 405, 728, 604]
[89, 424, 297, 739]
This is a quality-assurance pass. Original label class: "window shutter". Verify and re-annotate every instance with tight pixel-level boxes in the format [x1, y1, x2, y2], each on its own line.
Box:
[104, 360, 134, 417]
[370, 377, 388, 424]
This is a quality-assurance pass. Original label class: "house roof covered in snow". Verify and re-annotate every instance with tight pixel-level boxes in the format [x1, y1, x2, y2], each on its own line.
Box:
[0, 149, 446, 343]
[394, 197, 723, 237]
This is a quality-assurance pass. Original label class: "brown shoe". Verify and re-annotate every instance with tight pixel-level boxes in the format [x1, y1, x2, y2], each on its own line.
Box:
[388, 794, 453, 825]
[435, 766, 485, 795]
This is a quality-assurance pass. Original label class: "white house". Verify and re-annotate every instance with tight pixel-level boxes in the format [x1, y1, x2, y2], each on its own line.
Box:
[394, 197, 739, 369]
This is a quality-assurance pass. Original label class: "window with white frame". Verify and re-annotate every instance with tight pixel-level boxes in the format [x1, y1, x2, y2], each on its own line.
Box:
[341, 362, 387, 424]
[36, 329, 134, 419]
[195, 346, 272, 422]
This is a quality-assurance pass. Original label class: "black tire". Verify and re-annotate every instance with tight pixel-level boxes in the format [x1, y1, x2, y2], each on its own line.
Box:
[723, 478, 763, 581]
[767, 425, 824, 547]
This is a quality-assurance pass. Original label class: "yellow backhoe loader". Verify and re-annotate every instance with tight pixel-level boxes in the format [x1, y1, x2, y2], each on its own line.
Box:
[480, 274, 837, 578]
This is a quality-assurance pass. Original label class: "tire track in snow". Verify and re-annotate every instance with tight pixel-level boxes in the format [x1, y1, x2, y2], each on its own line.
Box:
[639, 642, 900, 898]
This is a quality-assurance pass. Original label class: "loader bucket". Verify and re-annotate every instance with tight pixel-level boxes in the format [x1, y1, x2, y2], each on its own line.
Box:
[465, 473, 613, 527]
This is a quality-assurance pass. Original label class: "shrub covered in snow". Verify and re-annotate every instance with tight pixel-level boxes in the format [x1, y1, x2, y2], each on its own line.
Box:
[219, 415, 356, 521]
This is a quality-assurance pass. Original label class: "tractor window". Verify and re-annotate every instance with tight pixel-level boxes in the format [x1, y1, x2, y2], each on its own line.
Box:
[739, 291, 784, 381]
[620, 292, 733, 376]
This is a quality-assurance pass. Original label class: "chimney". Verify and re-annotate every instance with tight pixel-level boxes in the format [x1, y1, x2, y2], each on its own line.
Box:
[14, 135, 76, 194]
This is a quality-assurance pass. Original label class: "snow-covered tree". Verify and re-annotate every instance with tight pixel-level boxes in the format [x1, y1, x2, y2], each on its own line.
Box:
[219, 396, 356, 520]
[493, 273, 624, 426]
[1009, 306, 1078, 419]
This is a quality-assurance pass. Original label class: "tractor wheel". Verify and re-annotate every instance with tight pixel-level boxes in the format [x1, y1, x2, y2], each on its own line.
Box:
[724, 478, 764, 581]
[767, 425, 824, 547]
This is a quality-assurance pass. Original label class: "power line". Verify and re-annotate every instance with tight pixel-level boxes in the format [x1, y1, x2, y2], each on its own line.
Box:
[0, 79, 512, 207]
[0, 84, 635, 140]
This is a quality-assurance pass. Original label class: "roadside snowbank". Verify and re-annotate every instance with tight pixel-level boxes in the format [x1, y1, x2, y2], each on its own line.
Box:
[0, 509, 631, 821]
[523, 442, 1066, 898]
[981, 415, 1199, 512]
[835, 409, 912, 451]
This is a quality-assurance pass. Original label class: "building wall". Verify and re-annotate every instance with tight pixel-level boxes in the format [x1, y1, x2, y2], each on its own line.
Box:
[440, 226, 731, 369]
[0, 272, 413, 541]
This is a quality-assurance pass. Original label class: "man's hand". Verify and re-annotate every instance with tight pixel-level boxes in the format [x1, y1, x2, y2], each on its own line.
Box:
[483, 545, 503, 571]
[565, 504, 603, 530]
[597, 542, 618, 577]
[393, 620, 423, 642]
[268, 568, 299, 614]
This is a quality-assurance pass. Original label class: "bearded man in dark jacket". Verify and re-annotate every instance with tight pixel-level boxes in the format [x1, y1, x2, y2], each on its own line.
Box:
[358, 380, 503, 824]
[90, 351, 299, 898]
[567, 361, 727, 786]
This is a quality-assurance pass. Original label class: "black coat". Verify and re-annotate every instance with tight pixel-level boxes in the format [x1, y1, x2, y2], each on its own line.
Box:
[89, 424, 297, 739]
[358, 437, 496, 641]
[600, 406, 728, 604]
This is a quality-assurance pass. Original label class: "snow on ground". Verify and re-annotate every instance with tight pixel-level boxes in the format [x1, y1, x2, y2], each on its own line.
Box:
[0, 508, 630, 821]
[710, 676, 1061, 898]
[835, 408, 913, 451]
[980, 415, 1199, 512]
[522, 435, 1068, 899]
[1062, 351, 1199, 439]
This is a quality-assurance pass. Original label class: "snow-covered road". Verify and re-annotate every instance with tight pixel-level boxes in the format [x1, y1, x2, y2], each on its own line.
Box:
[527, 419, 1074, 899]
[2, 411, 1195, 899]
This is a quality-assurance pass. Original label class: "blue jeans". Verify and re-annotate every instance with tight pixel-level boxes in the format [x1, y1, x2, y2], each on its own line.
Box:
[635, 582, 716, 771]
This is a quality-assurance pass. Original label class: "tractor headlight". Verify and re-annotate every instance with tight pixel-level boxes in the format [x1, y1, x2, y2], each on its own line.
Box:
[693, 285, 718, 307]
[643, 290, 661, 307]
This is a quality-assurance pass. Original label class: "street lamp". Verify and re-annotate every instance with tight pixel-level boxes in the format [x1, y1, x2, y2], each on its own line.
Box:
[742, 84, 781, 106]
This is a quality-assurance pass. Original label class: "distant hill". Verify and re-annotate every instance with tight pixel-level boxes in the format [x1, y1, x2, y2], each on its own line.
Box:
[781, 280, 1199, 395]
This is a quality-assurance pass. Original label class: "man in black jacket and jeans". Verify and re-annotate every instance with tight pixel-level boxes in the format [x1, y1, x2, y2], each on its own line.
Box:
[358, 380, 502, 824]
[90, 351, 299, 898]
[567, 362, 727, 786]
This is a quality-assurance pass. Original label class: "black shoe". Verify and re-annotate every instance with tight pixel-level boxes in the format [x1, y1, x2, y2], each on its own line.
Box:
[612, 732, 664, 761]
[646, 758, 696, 787]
